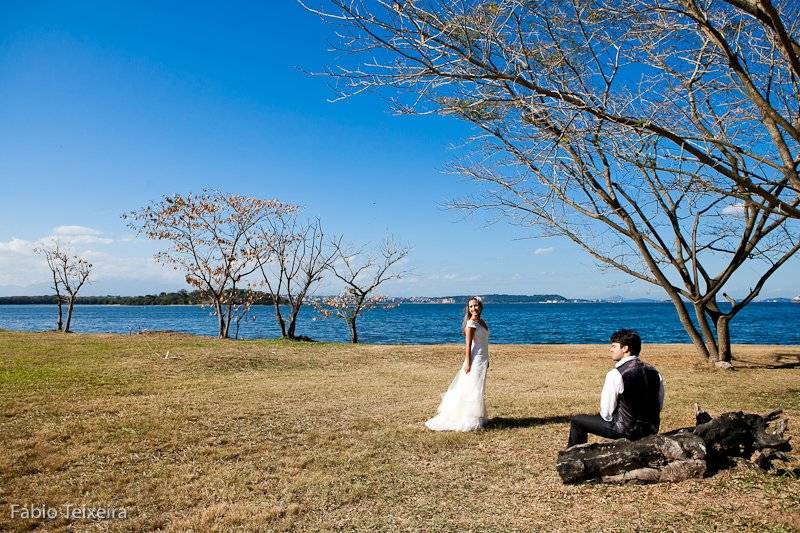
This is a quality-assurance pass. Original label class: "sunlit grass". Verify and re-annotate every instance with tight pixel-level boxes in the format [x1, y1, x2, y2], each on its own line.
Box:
[1, 331, 798, 531]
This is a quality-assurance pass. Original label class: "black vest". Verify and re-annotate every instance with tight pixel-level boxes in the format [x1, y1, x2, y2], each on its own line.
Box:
[612, 358, 661, 438]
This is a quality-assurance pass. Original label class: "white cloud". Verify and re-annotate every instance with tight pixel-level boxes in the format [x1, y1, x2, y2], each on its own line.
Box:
[51, 225, 113, 245]
[0, 237, 44, 286]
[81, 250, 183, 283]
[54, 225, 102, 236]
[67, 235, 114, 245]
[721, 203, 745, 216]
[534, 247, 555, 256]
[0, 226, 181, 289]
[0, 238, 33, 254]
[390, 276, 421, 285]
[425, 272, 482, 282]
[428, 273, 458, 280]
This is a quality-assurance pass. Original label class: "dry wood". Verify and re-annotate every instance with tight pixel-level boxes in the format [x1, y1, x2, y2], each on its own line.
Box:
[557, 408, 792, 484]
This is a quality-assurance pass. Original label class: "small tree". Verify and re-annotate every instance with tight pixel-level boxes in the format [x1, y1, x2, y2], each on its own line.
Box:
[124, 191, 295, 339]
[255, 214, 335, 339]
[35, 241, 92, 333]
[230, 286, 259, 340]
[36, 242, 66, 331]
[316, 238, 409, 343]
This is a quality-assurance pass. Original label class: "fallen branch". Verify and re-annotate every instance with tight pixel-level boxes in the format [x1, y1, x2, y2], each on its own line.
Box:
[556, 407, 792, 484]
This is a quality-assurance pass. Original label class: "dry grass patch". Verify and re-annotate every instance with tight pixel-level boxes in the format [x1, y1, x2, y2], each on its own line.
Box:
[0, 331, 798, 531]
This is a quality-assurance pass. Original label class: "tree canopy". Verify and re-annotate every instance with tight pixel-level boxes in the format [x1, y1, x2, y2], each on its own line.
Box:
[306, 0, 800, 362]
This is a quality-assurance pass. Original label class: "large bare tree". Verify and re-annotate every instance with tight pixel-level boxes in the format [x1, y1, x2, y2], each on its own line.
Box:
[124, 191, 294, 339]
[35, 241, 92, 333]
[316, 238, 409, 343]
[254, 214, 335, 339]
[305, 0, 800, 362]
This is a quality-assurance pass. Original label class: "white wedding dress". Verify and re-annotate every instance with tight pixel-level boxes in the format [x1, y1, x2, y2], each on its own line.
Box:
[425, 320, 489, 431]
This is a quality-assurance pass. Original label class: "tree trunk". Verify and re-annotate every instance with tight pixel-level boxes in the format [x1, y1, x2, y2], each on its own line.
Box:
[349, 316, 358, 344]
[272, 301, 287, 337]
[215, 301, 227, 339]
[667, 295, 711, 360]
[693, 303, 720, 360]
[556, 433, 708, 484]
[287, 304, 301, 339]
[715, 316, 732, 363]
[56, 296, 63, 331]
[224, 302, 233, 338]
[556, 409, 791, 484]
[64, 297, 75, 333]
[693, 410, 790, 467]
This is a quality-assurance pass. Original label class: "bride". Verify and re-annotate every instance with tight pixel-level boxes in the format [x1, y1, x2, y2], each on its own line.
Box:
[425, 297, 489, 431]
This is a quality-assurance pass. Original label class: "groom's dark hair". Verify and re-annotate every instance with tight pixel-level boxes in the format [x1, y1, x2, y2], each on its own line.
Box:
[611, 329, 641, 356]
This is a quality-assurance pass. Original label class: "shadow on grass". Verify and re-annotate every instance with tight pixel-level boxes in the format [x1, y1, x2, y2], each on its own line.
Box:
[485, 415, 572, 430]
[733, 352, 800, 369]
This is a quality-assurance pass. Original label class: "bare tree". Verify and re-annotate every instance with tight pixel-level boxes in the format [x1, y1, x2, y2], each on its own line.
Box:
[316, 238, 409, 343]
[124, 191, 295, 339]
[304, 0, 800, 362]
[35, 241, 92, 333]
[255, 214, 336, 339]
[36, 242, 67, 331]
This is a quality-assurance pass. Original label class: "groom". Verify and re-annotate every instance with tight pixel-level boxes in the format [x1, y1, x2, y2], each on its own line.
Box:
[567, 329, 664, 448]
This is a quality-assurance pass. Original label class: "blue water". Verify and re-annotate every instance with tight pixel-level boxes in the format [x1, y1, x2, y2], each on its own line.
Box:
[1, 303, 798, 344]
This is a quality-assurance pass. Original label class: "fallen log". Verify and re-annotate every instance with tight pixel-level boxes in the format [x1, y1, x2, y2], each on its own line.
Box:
[556, 432, 707, 484]
[556, 408, 792, 484]
[692, 409, 791, 470]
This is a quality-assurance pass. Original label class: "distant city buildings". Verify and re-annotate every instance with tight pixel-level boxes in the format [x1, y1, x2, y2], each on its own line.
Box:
[390, 296, 456, 304]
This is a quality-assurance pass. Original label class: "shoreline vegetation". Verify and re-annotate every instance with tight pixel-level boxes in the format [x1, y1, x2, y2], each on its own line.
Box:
[0, 290, 278, 306]
[1, 331, 798, 530]
[1, 292, 799, 305]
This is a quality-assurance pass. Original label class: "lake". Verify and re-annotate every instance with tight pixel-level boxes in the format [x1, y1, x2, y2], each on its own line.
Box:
[1, 302, 798, 344]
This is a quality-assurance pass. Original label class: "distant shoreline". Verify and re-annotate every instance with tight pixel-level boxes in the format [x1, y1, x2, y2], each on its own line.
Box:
[1, 300, 797, 306]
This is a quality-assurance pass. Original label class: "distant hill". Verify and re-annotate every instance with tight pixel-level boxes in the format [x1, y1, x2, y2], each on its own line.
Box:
[1, 292, 570, 306]
[0, 290, 280, 306]
[462, 294, 571, 303]
[397, 294, 572, 304]
[2, 291, 795, 306]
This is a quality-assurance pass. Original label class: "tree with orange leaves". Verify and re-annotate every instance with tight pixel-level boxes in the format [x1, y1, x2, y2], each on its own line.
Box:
[125, 190, 296, 338]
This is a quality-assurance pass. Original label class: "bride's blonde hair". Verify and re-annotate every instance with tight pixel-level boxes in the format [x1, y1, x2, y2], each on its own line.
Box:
[462, 297, 488, 330]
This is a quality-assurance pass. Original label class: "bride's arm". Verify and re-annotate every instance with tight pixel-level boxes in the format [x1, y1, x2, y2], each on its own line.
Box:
[464, 325, 475, 373]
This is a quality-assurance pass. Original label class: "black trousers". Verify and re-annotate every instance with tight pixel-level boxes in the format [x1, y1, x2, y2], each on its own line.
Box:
[567, 414, 624, 448]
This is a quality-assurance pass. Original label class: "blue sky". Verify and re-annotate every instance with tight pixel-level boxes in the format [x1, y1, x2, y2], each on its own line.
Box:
[1, 1, 797, 299]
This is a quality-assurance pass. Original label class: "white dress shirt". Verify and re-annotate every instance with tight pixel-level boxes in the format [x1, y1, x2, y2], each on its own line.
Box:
[599, 355, 665, 422]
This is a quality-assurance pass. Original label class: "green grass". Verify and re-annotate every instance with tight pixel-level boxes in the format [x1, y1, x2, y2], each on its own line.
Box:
[0, 331, 798, 531]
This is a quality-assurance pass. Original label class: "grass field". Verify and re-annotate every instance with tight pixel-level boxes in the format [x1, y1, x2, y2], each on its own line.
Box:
[1, 331, 799, 531]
